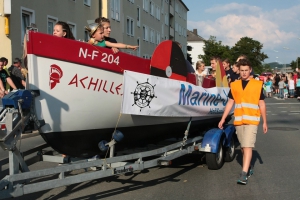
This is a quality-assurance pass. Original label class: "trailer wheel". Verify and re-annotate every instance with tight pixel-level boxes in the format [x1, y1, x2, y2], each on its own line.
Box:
[224, 136, 236, 162]
[206, 141, 224, 170]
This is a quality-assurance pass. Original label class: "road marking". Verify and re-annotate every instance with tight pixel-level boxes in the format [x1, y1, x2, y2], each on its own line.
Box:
[290, 111, 300, 112]
[280, 111, 287, 112]
[288, 113, 300, 115]
[266, 103, 300, 105]
[277, 107, 287, 108]
[272, 114, 278, 115]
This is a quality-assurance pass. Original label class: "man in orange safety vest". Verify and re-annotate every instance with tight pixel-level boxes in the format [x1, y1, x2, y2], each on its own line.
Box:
[218, 58, 268, 185]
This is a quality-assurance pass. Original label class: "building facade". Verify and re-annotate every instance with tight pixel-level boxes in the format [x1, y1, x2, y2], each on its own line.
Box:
[1, 0, 189, 63]
[1, 0, 100, 64]
[187, 29, 205, 67]
[101, 0, 189, 59]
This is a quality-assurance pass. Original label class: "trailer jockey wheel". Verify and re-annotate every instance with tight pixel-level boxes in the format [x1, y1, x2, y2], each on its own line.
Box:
[205, 140, 224, 170]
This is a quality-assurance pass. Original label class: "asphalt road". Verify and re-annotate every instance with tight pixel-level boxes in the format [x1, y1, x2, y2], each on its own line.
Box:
[1, 97, 300, 200]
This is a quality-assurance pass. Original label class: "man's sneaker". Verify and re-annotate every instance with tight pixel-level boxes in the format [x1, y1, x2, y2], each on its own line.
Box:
[248, 165, 254, 177]
[237, 172, 248, 185]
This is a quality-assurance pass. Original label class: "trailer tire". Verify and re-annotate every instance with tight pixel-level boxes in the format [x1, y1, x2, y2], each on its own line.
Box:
[224, 136, 235, 162]
[206, 141, 224, 170]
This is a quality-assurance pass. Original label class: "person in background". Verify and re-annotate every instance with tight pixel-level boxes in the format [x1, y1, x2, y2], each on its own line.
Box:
[218, 58, 267, 185]
[8, 58, 26, 89]
[264, 78, 272, 98]
[86, 23, 138, 50]
[222, 58, 234, 82]
[288, 73, 295, 98]
[274, 73, 281, 94]
[195, 60, 206, 86]
[278, 77, 285, 99]
[53, 21, 75, 39]
[0, 72, 7, 97]
[230, 63, 240, 83]
[210, 70, 216, 79]
[195, 60, 206, 76]
[210, 56, 220, 71]
[95, 17, 119, 54]
[296, 73, 300, 99]
[0, 57, 10, 90]
[0, 59, 17, 93]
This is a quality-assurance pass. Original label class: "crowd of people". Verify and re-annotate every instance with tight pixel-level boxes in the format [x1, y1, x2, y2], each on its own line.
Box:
[0, 57, 27, 98]
[264, 72, 300, 100]
[194, 56, 300, 101]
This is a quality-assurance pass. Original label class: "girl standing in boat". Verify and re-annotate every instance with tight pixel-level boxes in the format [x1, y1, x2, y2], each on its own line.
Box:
[53, 21, 75, 40]
[85, 23, 138, 50]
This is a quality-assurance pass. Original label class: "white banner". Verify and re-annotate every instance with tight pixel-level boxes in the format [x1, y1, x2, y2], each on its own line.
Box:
[121, 71, 230, 117]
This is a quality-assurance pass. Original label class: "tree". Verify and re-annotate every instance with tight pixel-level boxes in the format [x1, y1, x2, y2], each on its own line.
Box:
[199, 36, 233, 65]
[230, 37, 268, 73]
[290, 57, 300, 71]
[260, 64, 273, 74]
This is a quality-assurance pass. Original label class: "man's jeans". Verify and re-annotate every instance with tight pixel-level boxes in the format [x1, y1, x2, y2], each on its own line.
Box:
[279, 88, 284, 99]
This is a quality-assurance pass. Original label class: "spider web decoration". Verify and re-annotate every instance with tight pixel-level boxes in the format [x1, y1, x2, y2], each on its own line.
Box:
[131, 79, 157, 111]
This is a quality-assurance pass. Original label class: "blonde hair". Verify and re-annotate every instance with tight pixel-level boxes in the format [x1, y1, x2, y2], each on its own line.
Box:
[196, 60, 205, 70]
[85, 23, 103, 37]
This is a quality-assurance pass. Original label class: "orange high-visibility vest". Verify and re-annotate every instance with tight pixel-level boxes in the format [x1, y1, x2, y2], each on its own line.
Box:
[231, 79, 262, 125]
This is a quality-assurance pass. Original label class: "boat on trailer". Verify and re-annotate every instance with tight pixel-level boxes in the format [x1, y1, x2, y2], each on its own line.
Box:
[24, 29, 231, 158]
[0, 29, 236, 199]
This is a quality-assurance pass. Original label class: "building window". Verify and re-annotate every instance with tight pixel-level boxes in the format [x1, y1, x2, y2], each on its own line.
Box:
[137, 7, 140, 27]
[84, 0, 91, 6]
[175, 1, 178, 12]
[47, 16, 58, 35]
[156, 6, 160, 20]
[67, 22, 76, 39]
[156, 32, 160, 44]
[110, 0, 120, 21]
[126, 17, 134, 36]
[137, 38, 140, 57]
[164, 13, 168, 25]
[150, 28, 154, 43]
[143, 0, 149, 12]
[150, 1, 155, 16]
[143, 25, 148, 41]
[84, 30, 89, 42]
[21, 7, 35, 45]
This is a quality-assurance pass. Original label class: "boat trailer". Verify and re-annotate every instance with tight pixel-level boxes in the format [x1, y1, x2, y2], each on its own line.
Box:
[0, 90, 236, 199]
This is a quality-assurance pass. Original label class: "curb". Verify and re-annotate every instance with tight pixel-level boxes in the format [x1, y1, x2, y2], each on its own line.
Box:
[21, 130, 40, 139]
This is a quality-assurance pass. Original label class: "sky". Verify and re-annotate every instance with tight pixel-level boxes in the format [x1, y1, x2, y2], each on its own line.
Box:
[184, 0, 300, 65]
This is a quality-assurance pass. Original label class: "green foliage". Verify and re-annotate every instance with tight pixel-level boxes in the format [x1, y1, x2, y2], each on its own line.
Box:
[230, 37, 268, 73]
[289, 57, 300, 71]
[198, 36, 268, 73]
[199, 36, 233, 65]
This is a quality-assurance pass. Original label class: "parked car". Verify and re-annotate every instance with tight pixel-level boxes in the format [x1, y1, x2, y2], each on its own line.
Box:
[259, 72, 272, 81]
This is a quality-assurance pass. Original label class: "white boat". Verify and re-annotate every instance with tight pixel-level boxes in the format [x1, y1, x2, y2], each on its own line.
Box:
[25, 30, 230, 157]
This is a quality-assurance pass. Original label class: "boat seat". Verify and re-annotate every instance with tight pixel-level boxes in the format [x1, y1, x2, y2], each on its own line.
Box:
[202, 77, 216, 88]
[186, 73, 197, 85]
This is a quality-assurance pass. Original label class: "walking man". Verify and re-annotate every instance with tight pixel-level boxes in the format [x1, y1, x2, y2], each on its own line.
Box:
[218, 58, 268, 185]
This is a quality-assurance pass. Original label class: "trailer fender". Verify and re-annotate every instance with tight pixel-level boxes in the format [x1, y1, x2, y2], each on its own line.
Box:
[200, 128, 224, 153]
[223, 124, 236, 148]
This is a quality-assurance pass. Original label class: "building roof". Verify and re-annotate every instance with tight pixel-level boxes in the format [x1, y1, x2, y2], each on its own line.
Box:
[187, 29, 205, 42]
[179, 0, 189, 11]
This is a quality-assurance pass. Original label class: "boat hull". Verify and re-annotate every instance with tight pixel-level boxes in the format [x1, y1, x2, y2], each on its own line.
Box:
[26, 32, 230, 157]
[40, 117, 225, 157]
